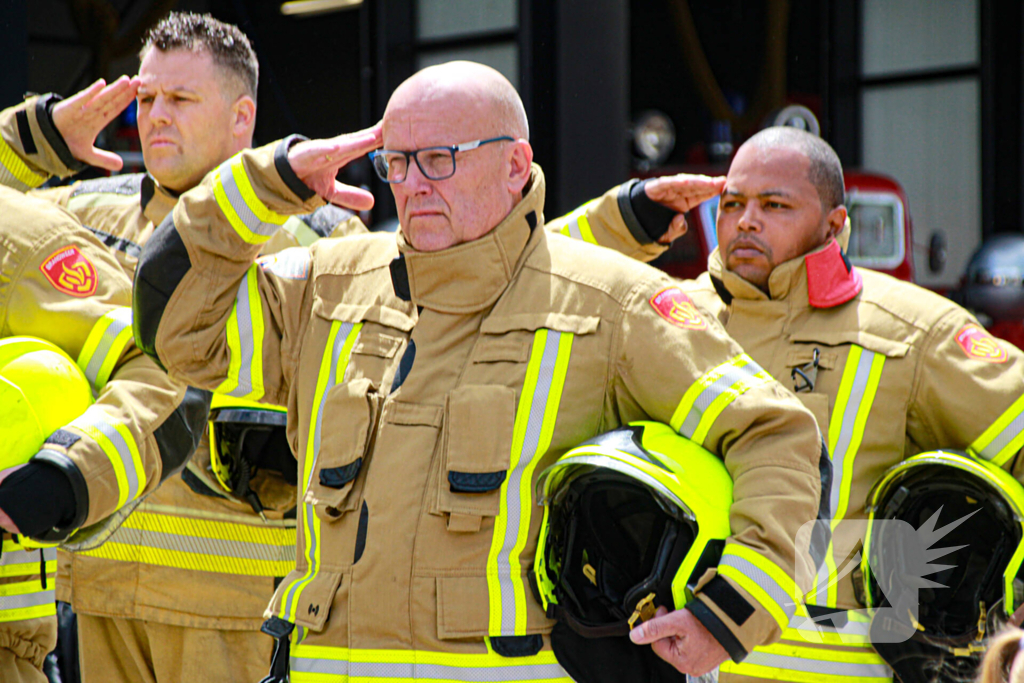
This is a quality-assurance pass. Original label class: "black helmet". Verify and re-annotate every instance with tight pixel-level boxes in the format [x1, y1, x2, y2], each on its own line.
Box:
[957, 234, 1024, 322]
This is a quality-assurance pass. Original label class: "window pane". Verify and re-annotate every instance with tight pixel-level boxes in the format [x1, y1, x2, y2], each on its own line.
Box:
[862, 79, 980, 287]
[417, 0, 518, 41]
[417, 43, 519, 90]
[847, 192, 904, 269]
[862, 0, 978, 76]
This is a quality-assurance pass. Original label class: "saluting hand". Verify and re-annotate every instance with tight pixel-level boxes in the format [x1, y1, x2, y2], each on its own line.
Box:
[643, 174, 727, 244]
[629, 605, 730, 676]
[51, 76, 140, 172]
[287, 123, 383, 210]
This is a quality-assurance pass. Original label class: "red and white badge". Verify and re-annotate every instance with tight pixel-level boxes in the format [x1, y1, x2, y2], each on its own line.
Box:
[649, 286, 706, 330]
[40, 245, 97, 297]
[955, 323, 1008, 363]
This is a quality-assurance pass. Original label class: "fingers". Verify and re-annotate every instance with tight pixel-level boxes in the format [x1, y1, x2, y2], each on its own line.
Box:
[659, 214, 688, 244]
[82, 148, 126, 172]
[325, 181, 375, 211]
[629, 606, 681, 644]
[645, 174, 727, 212]
[92, 75, 140, 122]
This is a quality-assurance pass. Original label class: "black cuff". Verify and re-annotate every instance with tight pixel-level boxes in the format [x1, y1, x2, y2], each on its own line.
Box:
[275, 135, 316, 202]
[623, 178, 677, 244]
[0, 456, 81, 538]
[36, 94, 88, 173]
[686, 599, 748, 663]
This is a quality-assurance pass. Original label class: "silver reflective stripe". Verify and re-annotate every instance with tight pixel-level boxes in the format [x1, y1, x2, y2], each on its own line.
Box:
[75, 413, 140, 502]
[719, 554, 796, 620]
[226, 268, 258, 398]
[565, 216, 584, 241]
[104, 526, 294, 563]
[827, 349, 879, 517]
[83, 307, 133, 388]
[219, 162, 282, 239]
[0, 589, 55, 611]
[678, 361, 764, 439]
[740, 651, 891, 678]
[977, 411, 1024, 461]
[291, 658, 569, 681]
[496, 330, 564, 634]
[260, 247, 311, 280]
[0, 547, 56, 567]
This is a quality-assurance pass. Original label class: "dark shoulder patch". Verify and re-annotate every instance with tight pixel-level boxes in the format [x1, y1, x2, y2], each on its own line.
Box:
[70, 173, 145, 198]
[298, 204, 355, 239]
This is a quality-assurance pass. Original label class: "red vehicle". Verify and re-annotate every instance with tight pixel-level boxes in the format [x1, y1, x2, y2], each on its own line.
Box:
[649, 169, 917, 284]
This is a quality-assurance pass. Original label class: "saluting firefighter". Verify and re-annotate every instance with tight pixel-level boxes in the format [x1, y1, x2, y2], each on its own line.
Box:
[0, 186, 206, 683]
[133, 60, 829, 681]
[567, 126, 1024, 682]
[0, 12, 686, 682]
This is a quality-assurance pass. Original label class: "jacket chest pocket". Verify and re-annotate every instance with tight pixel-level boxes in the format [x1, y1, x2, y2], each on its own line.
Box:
[430, 385, 517, 533]
[307, 377, 382, 522]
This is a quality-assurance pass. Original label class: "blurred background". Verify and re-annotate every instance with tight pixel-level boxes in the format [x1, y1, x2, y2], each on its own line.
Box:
[0, 0, 1017, 293]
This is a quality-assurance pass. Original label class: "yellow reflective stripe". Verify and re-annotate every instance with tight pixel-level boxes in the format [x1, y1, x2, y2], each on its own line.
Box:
[0, 542, 56, 579]
[670, 354, 773, 445]
[487, 329, 573, 636]
[283, 216, 322, 247]
[970, 393, 1024, 466]
[279, 321, 362, 622]
[76, 307, 134, 390]
[80, 510, 296, 576]
[785, 610, 874, 646]
[70, 407, 147, 509]
[289, 644, 571, 682]
[0, 579, 56, 623]
[1008, 533, 1024, 614]
[722, 639, 892, 682]
[215, 264, 266, 400]
[810, 346, 884, 607]
[560, 200, 599, 244]
[0, 136, 46, 191]
[213, 155, 288, 245]
[717, 544, 798, 630]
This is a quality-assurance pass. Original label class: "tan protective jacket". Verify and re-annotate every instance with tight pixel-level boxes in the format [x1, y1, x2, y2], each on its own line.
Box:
[0, 187, 195, 675]
[136, 141, 827, 677]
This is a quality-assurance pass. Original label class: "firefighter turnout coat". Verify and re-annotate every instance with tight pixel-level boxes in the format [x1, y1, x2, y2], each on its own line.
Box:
[563, 188, 1024, 683]
[0, 186, 202, 682]
[134, 139, 828, 679]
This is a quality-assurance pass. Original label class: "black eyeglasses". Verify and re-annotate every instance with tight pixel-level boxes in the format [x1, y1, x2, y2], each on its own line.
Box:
[370, 136, 514, 183]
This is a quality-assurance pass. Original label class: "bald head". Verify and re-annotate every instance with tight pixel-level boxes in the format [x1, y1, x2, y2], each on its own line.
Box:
[386, 61, 528, 141]
[740, 127, 845, 210]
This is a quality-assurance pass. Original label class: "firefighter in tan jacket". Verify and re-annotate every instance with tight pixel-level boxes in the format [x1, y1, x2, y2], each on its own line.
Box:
[565, 127, 1024, 682]
[134, 61, 828, 680]
[0, 186, 205, 682]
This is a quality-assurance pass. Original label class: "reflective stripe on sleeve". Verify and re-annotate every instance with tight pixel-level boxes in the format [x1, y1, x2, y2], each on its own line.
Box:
[970, 393, 1024, 466]
[558, 200, 598, 245]
[69, 407, 147, 509]
[0, 136, 46, 191]
[809, 345, 884, 607]
[717, 544, 799, 631]
[487, 329, 573, 636]
[289, 645, 572, 683]
[0, 579, 56, 623]
[0, 541, 56, 579]
[277, 321, 362, 623]
[213, 155, 288, 244]
[216, 264, 266, 400]
[670, 353, 773, 445]
[282, 216, 322, 247]
[80, 508, 296, 576]
[76, 307, 134, 391]
[721, 638, 892, 682]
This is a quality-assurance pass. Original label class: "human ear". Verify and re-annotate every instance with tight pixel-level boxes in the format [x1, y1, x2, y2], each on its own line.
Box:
[507, 140, 533, 194]
[826, 205, 847, 240]
[232, 95, 257, 137]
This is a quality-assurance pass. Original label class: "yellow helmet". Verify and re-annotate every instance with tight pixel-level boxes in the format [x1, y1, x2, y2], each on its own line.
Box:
[0, 337, 93, 470]
[208, 394, 289, 518]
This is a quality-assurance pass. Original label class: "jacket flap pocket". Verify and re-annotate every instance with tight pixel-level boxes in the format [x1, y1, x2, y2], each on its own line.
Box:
[480, 313, 600, 336]
[353, 334, 403, 359]
[785, 347, 839, 370]
[386, 401, 443, 428]
[268, 568, 345, 632]
[313, 378, 379, 517]
[436, 575, 552, 639]
[787, 330, 910, 358]
[312, 297, 416, 332]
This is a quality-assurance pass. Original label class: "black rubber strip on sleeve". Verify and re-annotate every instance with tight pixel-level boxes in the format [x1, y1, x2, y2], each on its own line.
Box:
[152, 387, 212, 481]
[132, 214, 193, 369]
[2, 453, 87, 540]
[615, 178, 656, 245]
[686, 598, 748, 663]
[275, 135, 316, 201]
[627, 178, 678, 243]
[700, 575, 755, 626]
[35, 94, 87, 172]
[16, 109, 36, 155]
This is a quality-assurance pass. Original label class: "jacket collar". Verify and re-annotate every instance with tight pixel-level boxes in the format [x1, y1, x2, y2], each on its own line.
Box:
[141, 174, 180, 225]
[391, 165, 545, 314]
[708, 236, 862, 309]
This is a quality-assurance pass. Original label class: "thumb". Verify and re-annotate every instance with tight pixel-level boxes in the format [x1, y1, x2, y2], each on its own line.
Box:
[83, 148, 125, 172]
[629, 607, 672, 644]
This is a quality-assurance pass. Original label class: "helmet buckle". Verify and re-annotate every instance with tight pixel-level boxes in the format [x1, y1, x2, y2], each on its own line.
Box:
[627, 592, 658, 630]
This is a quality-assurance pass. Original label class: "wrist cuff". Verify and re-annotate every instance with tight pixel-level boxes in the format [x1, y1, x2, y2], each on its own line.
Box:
[625, 178, 677, 243]
[36, 94, 88, 173]
[686, 599, 748, 663]
[276, 135, 317, 202]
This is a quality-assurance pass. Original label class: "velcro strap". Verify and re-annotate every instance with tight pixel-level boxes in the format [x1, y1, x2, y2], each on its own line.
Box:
[318, 459, 362, 489]
[701, 575, 755, 626]
[44, 429, 81, 450]
[448, 470, 507, 493]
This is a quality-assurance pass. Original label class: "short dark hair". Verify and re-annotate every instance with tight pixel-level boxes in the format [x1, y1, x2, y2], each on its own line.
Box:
[141, 12, 258, 102]
[744, 127, 845, 210]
